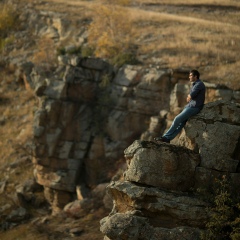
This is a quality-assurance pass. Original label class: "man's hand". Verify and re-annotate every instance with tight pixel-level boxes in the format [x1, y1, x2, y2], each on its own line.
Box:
[187, 94, 191, 102]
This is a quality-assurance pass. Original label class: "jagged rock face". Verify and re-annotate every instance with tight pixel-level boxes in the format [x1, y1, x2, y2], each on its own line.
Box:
[101, 212, 202, 240]
[25, 53, 240, 213]
[30, 57, 185, 211]
[100, 140, 208, 240]
[100, 101, 240, 240]
[179, 100, 240, 191]
[100, 180, 206, 240]
[180, 100, 240, 172]
[105, 181, 208, 228]
[123, 141, 200, 191]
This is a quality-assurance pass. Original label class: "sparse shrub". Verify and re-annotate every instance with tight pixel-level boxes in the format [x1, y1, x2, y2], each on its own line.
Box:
[81, 45, 95, 57]
[111, 51, 139, 67]
[201, 175, 240, 240]
[0, 3, 17, 38]
[99, 73, 111, 89]
[88, 4, 136, 67]
[66, 46, 81, 55]
[57, 45, 94, 58]
[0, 2, 17, 60]
[0, 35, 14, 52]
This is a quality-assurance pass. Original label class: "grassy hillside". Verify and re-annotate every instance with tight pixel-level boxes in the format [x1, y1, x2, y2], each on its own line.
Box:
[31, 0, 240, 89]
[0, 0, 240, 239]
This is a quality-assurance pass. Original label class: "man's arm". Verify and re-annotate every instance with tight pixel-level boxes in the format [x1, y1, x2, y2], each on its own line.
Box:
[190, 82, 205, 99]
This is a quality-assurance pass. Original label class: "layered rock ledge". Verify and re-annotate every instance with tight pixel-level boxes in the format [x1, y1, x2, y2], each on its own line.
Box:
[100, 100, 240, 240]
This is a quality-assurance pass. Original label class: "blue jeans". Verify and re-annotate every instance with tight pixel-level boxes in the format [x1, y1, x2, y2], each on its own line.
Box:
[163, 107, 201, 140]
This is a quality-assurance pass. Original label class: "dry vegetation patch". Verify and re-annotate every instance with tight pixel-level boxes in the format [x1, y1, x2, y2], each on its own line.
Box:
[30, 0, 240, 89]
[0, 74, 35, 167]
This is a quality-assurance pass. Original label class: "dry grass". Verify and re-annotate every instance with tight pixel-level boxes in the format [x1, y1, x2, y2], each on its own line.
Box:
[128, 0, 240, 89]
[0, 72, 36, 167]
[88, 4, 134, 60]
[26, 0, 240, 89]
[0, 72, 36, 209]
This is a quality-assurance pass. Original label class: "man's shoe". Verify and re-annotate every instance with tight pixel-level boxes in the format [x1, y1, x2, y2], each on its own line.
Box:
[154, 136, 170, 143]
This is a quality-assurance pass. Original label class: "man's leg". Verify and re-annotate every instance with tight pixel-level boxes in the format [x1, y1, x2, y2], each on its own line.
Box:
[163, 107, 200, 140]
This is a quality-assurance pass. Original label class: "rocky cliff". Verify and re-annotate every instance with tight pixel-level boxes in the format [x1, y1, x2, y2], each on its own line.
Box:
[100, 100, 240, 240]
[1, 0, 240, 238]
[20, 54, 240, 217]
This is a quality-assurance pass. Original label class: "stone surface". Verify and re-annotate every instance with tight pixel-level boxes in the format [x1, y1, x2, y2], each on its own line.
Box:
[124, 140, 200, 191]
[100, 212, 203, 240]
[100, 100, 240, 240]
[107, 181, 208, 228]
[28, 56, 240, 214]
[179, 100, 240, 172]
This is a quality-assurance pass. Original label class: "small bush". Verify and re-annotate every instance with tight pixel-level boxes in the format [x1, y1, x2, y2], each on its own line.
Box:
[81, 45, 95, 57]
[0, 3, 17, 38]
[88, 4, 136, 67]
[111, 51, 139, 67]
[57, 45, 94, 58]
[66, 46, 81, 55]
[0, 35, 14, 51]
[0, 3, 17, 59]
[201, 175, 240, 240]
[99, 73, 111, 89]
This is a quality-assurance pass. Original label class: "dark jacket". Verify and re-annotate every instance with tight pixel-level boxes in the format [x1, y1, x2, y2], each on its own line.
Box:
[186, 79, 206, 109]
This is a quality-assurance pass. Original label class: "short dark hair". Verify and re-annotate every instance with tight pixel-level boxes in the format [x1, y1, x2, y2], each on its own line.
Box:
[190, 69, 200, 79]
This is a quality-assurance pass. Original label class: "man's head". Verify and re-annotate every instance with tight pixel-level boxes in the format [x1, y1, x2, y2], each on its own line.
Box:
[189, 69, 200, 82]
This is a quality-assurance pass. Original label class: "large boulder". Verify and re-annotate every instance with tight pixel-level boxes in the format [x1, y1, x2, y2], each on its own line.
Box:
[123, 140, 200, 191]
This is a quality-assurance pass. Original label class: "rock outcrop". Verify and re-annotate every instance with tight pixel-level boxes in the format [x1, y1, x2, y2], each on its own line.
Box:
[21, 54, 239, 214]
[29, 57, 177, 212]
[179, 100, 240, 191]
[100, 100, 240, 240]
[123, 141, 200, 191]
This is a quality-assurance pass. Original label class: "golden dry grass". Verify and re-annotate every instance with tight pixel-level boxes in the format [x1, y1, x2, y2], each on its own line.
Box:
[0, 79, 35, 215]
[26, 0, 240, 89]
[0, 73, 36, 167]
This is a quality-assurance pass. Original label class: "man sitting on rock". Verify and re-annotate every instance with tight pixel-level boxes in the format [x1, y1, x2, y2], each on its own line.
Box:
[154, 69, 206, 143]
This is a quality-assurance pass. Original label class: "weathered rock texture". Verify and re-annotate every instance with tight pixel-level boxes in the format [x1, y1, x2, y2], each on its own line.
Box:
[28, 57, 182, 212]
[179, 100, 240, 191]
[124, 141, 200, 191]
[100, 100, 240, 240]
[24, 54, 239, 213]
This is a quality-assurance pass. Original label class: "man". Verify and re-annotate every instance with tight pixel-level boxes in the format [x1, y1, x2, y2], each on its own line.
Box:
[154, 69, 206, 143]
